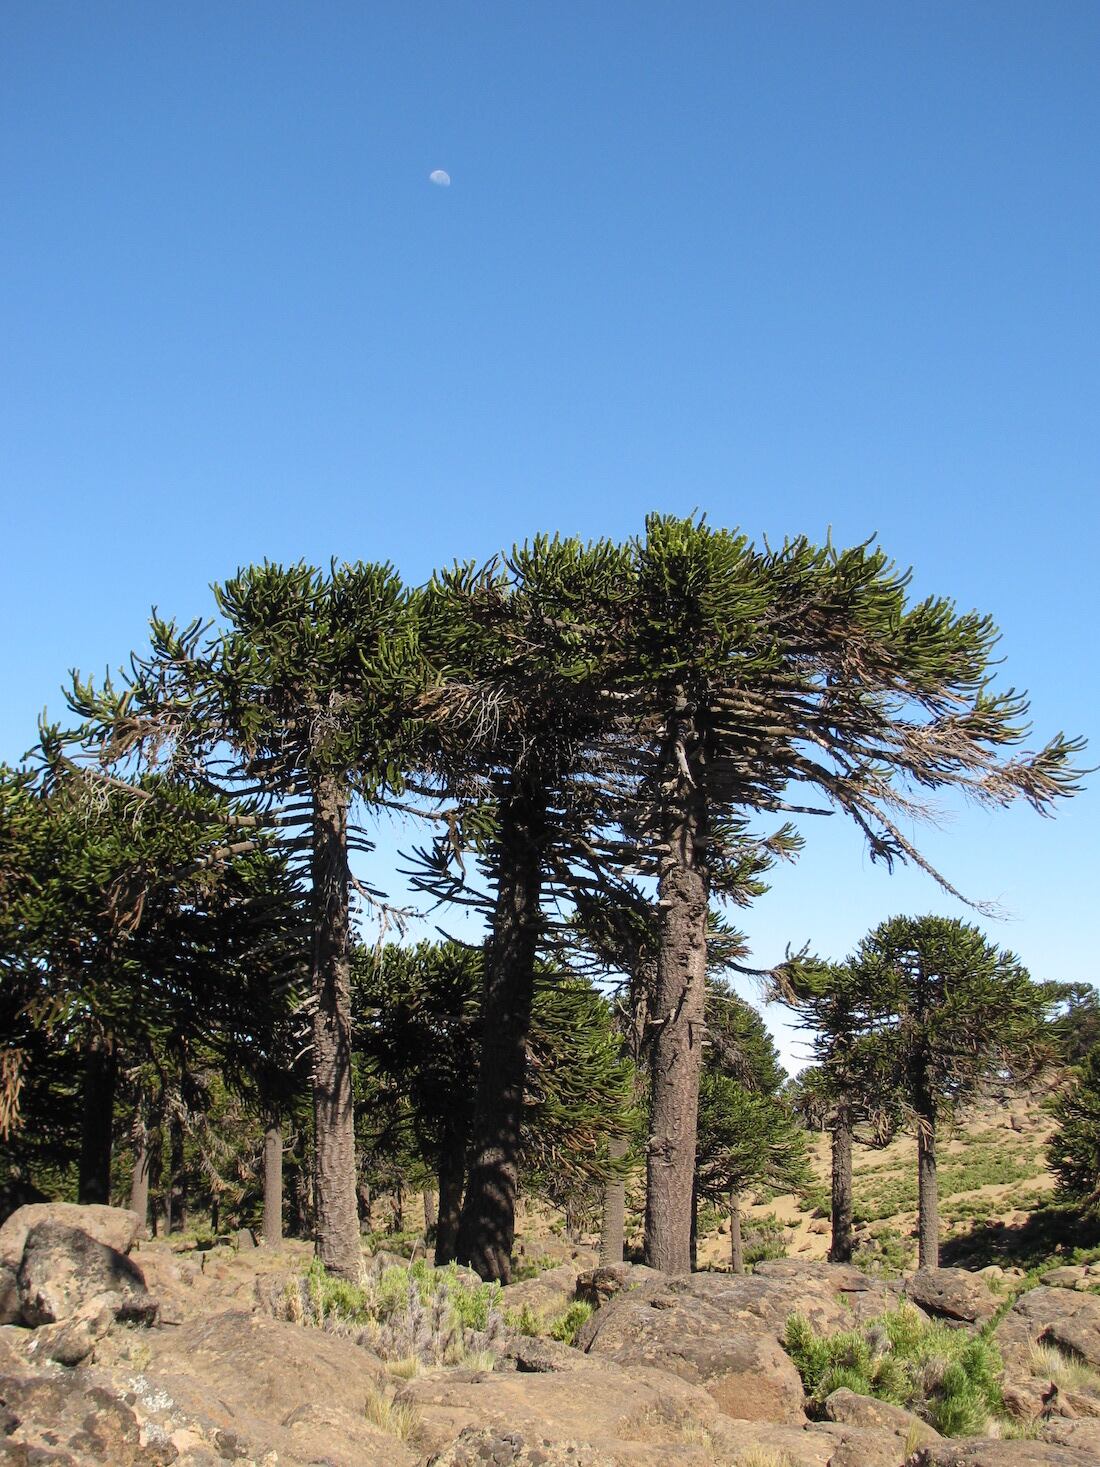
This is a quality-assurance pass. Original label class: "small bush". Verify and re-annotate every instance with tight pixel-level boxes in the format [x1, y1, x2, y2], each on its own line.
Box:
[548, 1300, 592, 1345]
[274, 1256, 506, 1367]
[783, 1304, 1004, 1437]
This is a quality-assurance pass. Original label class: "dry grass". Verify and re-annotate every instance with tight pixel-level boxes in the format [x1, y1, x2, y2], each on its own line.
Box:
[363, 1386, 420, 1442]
[1029, 1341, 1100, 1395]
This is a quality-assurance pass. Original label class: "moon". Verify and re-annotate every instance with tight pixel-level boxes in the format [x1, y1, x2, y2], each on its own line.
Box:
[429, 169, 451, 187]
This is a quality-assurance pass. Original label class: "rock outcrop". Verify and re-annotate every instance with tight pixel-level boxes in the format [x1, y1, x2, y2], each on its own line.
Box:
[17, 1219, 156, 1327]
[904, 1267, 1000, 1328]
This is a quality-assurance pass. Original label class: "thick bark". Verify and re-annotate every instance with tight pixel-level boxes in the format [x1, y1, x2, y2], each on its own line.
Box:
[78, 1037, 116, 1205]
[917, 1117, 939, 1269]
[730, 1189, 744, 1274]
[599, 1132, 629, 1266]
[263, 1120, 283, 1246]
[310, 773, 361, 1281]
[456, 780, 546, 1282]
[644, 717, 709, 1276]
[435, 1120, 466, 1265]
[129, 1108, 151, 1230]
[829, 1104, 854, 1264]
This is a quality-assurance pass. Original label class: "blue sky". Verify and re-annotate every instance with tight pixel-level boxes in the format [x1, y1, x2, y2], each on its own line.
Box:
[2, 3, 1097, 1066]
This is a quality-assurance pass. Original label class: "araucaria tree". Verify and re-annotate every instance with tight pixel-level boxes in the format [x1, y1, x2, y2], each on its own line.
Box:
[1048, 1045, 1100, 1216]
[625, 514, 1083, 1275]
[414, 537, 634, 1281]
[843, 914, 1053, 1268]
[66, 562, 424, 1280]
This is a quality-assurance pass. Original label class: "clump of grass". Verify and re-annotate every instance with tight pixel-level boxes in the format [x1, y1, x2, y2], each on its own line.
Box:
[1029, 1340, 1100, 1394]
[783, 1304, 1004, 1437]
[732, 1449, 795, 1467]
[363, 1385, 419, 1442]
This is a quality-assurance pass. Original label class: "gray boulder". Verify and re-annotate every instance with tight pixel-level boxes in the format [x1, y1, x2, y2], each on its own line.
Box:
[824, 1385, 941, 1447]
[910, 1440, 1098, 1466]
[575, 1263, 665, 1309]
[905, 1267, 999, 1327]
[17, 1219, 155, 1327]
[0, 1201, 143, 1271]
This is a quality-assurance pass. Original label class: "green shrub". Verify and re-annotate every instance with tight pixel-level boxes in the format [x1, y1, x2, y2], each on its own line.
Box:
[782, 1304, 1004, 1437]
[548, 1300, 593, 1345]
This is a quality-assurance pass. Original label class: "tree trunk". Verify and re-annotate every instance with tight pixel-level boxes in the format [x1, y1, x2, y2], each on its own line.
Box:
[358, 1181, 372, 1234]
[168, 1111, 186, 1233]
[390, 1181, 405, 1233]
[599, 1132, 629, 1266]
[263, 1120, 283, 1246]
[422, 1188, 438, 1235]
[435, 1121, 466, 1266]
[689, 1177, 699, 1271]
[309, 774, 361, 1281]
[917, 1116, 939, 1269]
[829, 1104, 854, 1264]
[644, 714, 708, 1276]
[456, 779, 546, 1282]
[730, 1189, 744, 1274]
[129, 1108, 151, 1230]
[78, 1036, 116, 1205]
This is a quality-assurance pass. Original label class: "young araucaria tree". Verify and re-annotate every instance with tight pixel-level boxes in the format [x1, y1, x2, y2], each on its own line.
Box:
[626, 514, 1083, 1275]
[842, 914, 1053, 1268]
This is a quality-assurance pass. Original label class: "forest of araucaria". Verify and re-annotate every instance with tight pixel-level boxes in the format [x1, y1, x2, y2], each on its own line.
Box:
[2, 514, 1095, 1284]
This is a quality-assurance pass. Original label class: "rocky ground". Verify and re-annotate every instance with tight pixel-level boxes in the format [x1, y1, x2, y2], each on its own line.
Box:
[3, 1203, 1100, 1465]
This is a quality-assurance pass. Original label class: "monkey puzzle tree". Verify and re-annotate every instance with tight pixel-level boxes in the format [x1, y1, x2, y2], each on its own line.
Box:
[624, 514, 1084, 1275]
[64, 561, 425, 1279]
[412, 535, 636, 1280]
[844, 914, 1053, 1268]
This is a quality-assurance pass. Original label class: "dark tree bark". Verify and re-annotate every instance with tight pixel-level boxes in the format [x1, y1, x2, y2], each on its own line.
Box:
[829, 1103, 854, 1264]
[129, 1106, 151, 1230]
[599, 1131, 629, 1266]
[435, 1118, 466, 1265]
[729, 1189, 744, 1274]
[168, 1111, 187, 1233]
[917, 1118, 939, 1269]
[263, 1119, 283, 1246]
[309, 773, 361, 1280]
[78, 1037, 116, 1205]
[644, 713, 709, 1276]
[456, 780, 546, 1281]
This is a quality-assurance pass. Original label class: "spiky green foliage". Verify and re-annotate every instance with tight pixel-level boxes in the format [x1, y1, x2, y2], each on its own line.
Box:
[1049, 1045, 1100, 1214]
[843, 916, 1052, 1127]
[695, 983, 810, 1206]
[783, 1305, 1004, 1436]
